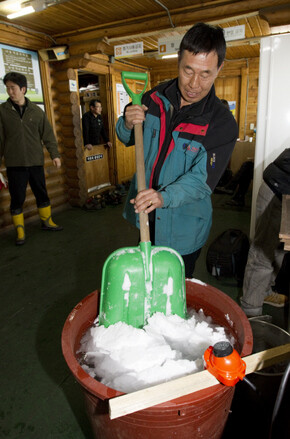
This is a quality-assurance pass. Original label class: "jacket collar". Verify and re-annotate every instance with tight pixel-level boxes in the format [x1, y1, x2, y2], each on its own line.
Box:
[7, 96, 30, 108]
[88, 111, 101, 119]
[158, 78, 215, 118]
[7, 97, 29, 117]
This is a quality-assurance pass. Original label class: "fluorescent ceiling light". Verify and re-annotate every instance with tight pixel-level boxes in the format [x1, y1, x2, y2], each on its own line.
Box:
[7, 5, 35, 18]
[161, 53, 178, 59]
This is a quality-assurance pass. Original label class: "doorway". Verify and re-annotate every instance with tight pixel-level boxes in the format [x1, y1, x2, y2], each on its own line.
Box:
[77, 71, 114, 196]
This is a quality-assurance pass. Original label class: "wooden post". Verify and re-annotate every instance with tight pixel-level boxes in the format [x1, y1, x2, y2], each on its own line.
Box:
[239, 66, 249, 140]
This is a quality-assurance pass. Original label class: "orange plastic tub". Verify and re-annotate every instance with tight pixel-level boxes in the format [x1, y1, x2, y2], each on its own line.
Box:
[62, 280, 253, 439]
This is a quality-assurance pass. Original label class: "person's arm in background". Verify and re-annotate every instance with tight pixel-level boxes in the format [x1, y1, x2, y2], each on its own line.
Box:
[100, 118, 112, 149]
[41, 112, 61, 169]
[82, 113, 93, 150]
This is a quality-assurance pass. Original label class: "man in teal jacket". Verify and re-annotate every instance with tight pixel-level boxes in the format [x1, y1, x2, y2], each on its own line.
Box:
[0, 71, 62, 245]
[116, 23, 238, 277]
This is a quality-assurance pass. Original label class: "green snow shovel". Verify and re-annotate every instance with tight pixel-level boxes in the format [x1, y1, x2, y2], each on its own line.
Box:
[99, 71, 186, 328]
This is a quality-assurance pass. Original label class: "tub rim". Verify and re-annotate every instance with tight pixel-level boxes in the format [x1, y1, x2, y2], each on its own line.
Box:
[61, 279, 253, 408]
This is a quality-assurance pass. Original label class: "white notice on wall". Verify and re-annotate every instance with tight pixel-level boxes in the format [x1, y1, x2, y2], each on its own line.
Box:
[0, 44, 43, 103]
[224, 25, 245, 41]
[114, 42, 143, 58]
[69, 79, 77, 92]
[116, 83, 130, 118]
[158, 36, 182, 55]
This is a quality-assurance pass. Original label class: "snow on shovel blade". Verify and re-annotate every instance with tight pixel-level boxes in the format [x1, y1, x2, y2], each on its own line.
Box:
[99, 241, 186, 328]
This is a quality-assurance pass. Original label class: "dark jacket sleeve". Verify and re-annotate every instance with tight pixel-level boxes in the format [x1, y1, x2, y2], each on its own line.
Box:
[100, 117, 109, 143]
[82, 113, 90, 145]
[263, 148, 290, 198]
[41, 112, 60, 160]
[204, 104, 238, 191]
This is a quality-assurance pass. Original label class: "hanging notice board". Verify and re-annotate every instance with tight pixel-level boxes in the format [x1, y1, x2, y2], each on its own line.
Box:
[0, 43, 44, 105]
[116, 83, 129, 118]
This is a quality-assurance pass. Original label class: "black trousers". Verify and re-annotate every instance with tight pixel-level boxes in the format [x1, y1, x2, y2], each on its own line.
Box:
[181, 248, 202, 278]
[7, 166, 50, 215]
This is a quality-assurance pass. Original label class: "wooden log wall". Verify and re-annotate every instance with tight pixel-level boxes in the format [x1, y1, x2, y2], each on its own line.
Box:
[0, 23, 51, 51]
[50, 64, 87, 207]
[49, 53, 119, 207]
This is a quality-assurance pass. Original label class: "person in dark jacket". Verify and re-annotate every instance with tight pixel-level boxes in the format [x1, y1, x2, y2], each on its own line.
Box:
[0, 71, 62, 245]
[82, 99, 112, 150]
[240, 148, 290, 316]
[116, 23, 238, 277]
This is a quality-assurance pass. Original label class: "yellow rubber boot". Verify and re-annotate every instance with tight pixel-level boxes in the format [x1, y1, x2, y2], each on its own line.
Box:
[38, 205, 63, 231]
[12, 213, 25, 245]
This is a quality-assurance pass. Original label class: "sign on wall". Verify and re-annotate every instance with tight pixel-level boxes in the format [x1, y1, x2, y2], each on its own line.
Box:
[0, 44, 44, 104]
[114, 42, 143, 58]
[224, 25, 245, 41]
[228, 101, 236, 117]
[158, 36, 182, 56]
[116, 83, 130, 118]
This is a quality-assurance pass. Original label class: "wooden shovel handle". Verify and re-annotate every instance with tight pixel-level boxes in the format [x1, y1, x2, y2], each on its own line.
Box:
[134, 123, 150, 243]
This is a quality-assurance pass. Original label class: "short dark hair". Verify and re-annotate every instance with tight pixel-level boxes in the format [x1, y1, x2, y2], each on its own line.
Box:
[89, 99, 101, 108]
[179, 23, 226, 68]
[3, 71, 27, 91]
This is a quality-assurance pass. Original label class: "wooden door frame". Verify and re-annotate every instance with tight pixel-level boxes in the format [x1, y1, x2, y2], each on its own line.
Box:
[72, 66, 117, 200]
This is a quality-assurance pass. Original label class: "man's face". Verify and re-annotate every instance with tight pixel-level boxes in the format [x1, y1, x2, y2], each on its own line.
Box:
[178, 50, 223, 107]
[91, 102, 102, 116]
[5, 81, 26, 105]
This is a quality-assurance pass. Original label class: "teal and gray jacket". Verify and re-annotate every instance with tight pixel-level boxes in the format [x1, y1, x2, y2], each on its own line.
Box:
[0, 97, 59, 167]
[116, 78, 238, 255]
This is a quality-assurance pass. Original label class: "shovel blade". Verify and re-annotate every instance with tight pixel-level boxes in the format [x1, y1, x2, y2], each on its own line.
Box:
[99, 243, 186, 328]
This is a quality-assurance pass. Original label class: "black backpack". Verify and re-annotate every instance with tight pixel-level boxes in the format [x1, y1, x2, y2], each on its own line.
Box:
[206, 229, 250, 286]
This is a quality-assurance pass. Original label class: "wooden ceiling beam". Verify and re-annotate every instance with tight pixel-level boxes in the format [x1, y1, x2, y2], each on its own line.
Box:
[0, 23, 51, 49]
[259, 4, 290, 27]
[54, 0, 290, 45]
[226, 37, 261, 47]
[107, 12, 259, 44]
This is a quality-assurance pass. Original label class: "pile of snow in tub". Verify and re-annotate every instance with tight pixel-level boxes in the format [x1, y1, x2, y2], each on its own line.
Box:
[78, 280, 235, 394]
